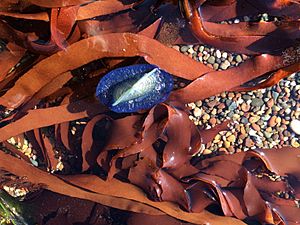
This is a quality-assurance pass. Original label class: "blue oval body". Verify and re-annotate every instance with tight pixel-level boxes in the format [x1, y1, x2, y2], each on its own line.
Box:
[96, 64, 174, 113]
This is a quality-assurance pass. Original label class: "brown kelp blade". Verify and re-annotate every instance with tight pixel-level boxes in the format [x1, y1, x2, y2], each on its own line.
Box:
[182, 0, 300, 54]
[0, 150, 246, 225]
[0, 33, 211, 109]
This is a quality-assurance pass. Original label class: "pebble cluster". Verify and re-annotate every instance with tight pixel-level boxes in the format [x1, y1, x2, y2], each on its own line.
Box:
[172, 44, 300, 155]
[219, 13, 279, 24]
[172, 45, 248, 71]
[6, 136, 38, 167]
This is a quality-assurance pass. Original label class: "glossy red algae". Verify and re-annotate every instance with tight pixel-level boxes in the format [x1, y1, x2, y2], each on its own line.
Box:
[0, 0, 299, 224]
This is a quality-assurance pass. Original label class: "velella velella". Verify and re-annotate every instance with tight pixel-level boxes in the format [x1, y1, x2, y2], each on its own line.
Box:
[96, 64, 174, 113]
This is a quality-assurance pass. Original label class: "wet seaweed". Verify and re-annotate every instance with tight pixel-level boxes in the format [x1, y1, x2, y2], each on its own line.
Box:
[0, 0, 299, 224]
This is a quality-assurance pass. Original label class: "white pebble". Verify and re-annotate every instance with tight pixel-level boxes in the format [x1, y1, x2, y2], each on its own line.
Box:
[290, 119, 300, 135]
[220, 60, 230, 70]
[222, 52, 228, 58]
[285, 108, 291, 114]
[234, 19, 240, 24]
[193, 107, 203, 117]
[216, 50, 222, 58]
[188, 48, 195, 54]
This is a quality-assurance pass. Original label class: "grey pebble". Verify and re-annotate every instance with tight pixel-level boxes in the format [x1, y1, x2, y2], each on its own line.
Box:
[180, 46, 189, 52]
[228, 111, 234, 117]
[272, 133, 279, 140]
[272, 91, 279, 101]
[257, 120, 264, 126]
[264, 131, 273, 139]
[253, 106, 260, 112]
[241, 117, 249, 124]
[207, 56, 216, 64]
[225, 99, 232, 107]
[242, 94, 252, 101]
[251, 98, 264, 107]
[229, 102, 237, 111]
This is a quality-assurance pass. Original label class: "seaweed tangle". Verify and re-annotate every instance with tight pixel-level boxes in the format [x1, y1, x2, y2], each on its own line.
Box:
[0, 0, 299, 224]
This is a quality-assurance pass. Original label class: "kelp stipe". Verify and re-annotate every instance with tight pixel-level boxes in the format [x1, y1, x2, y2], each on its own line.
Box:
[96, 64, 174, 113]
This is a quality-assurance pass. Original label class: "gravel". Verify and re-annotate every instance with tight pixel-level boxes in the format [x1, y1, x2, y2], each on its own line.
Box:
[173, 43, 300, 154]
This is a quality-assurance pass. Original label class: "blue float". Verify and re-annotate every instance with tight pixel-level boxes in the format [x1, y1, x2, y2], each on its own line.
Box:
[96, 64, 174, 113]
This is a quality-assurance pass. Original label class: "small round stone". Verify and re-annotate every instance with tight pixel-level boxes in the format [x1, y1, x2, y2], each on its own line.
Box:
[251, 123, 260, 132]
[227, 134, 236, 143]
[180, 46, 189, 52]
[268, 116, 277, 127]
[172, 45, 180, 51]
[290, 119, 300, 135]
[220, 60, 230, 70]
[207, 56, 216, 64]
[222, 52, 228, 59]
[251, 98, 264, 107]
[216, 50, 222, 58]
[213, 63, 219, 70]
[193, 107, 202, 117]
[203, 113, 210, 121]
[203, 149, 212, 155]
[235, 55, 243, 63]
[249, 116, 260, 123]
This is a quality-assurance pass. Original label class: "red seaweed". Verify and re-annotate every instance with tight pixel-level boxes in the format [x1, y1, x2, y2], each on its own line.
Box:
[0, 0, 299, 224]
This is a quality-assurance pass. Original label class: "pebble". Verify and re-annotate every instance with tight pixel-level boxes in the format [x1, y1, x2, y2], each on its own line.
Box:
[235, 55, 243, 63]
[222, 52, 228, 58]
[251, 123, 260, 132]
[216, 50, 222, 58]
[228, 102, 237, 111]
[172, 45, 180, 51]
[220, 60, 230, 70]
[291, 139, 300, 147]
[272, 91, 279, 101]
[188, 48, 195, 54]
[209, 117, 217, 125]
[195, 100, 202, 107]
[249, 116, 260, 123]
[290, 119, 300, 135]
[241, 103, 250, 112]
[241, 117, 249, 124]
[251, 98, 264, 107]
[177, 41, 299, 153]
[180, 46, 189, 52]
[227, 135, 236, 143]
[203, 114, 210, 121]
[207, 56, 216, 64]
[262, 115, 271, 121]
[285, 108, 291, 114]
[245, 137, 255, 147]
[188, 103, 196, 109]
[203, 149, 212, 155]
[275, 117, 282, 125]
[213, 63, 219, 70]
[267, 99, 274, 108]
[268, 116, 277, 127]
[264, 131, 272, 139]
[193, 107, 202, 117]
[224, 141, 231, 148]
